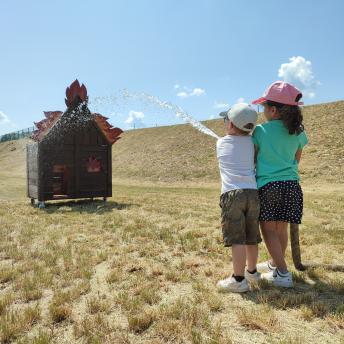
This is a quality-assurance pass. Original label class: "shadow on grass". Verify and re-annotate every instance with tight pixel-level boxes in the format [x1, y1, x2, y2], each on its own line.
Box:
[240, 270, 344, 319]
[38, 199, 136, 214]
[301, 263, 344, 273]
[303, 267, 344, 295]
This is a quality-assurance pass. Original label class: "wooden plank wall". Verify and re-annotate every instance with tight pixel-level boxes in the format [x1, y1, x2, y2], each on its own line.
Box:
[34, 119, 112, 201]
[26, 143, 39, 199]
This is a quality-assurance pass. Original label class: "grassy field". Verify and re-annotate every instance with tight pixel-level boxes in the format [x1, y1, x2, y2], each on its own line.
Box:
[0, 101, 343, 343]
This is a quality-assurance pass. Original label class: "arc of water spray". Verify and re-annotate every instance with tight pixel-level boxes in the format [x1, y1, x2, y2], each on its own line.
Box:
[122, 90, 221, 140]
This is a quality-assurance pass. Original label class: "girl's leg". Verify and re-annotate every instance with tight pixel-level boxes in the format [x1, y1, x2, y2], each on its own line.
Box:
[232, 245, 246, 277]
[245, 244, 258, 272]
[276, 221, 288, 256]
[260, 221, 288, 272]
[270, 221, 289, 266]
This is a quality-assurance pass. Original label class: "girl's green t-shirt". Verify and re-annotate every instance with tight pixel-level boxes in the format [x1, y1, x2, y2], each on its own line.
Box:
[252, 120, 308, 189]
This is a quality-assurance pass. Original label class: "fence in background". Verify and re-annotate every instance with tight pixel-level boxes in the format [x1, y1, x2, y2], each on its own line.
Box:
[0, 127, 35, 142]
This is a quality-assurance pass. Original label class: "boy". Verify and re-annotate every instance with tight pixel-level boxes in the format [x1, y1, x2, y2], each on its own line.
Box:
[216, 103, 261, 293]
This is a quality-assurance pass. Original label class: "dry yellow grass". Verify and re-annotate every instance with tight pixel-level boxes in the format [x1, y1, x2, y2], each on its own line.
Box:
[0, 100, 343, 343]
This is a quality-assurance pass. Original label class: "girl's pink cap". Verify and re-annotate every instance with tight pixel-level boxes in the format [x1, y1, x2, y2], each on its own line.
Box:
[252, 81, 304, 106]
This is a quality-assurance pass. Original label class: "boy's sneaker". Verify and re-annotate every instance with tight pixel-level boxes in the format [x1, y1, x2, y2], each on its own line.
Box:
[216, 276, 249, 293]
[256, 261, 276, 273]
[261, 269, 293, 288]
[245, 270, 261, 283]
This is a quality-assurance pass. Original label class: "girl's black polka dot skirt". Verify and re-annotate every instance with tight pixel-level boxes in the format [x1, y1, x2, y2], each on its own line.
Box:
[258, 180, 303, 224]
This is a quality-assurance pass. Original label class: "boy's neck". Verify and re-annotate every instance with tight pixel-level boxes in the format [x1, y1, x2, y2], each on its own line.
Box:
[226, 128, 247, 136]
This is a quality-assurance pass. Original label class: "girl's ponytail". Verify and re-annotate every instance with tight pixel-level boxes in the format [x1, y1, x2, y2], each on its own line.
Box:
[279, 105, 304, 135]
[266, 97, 304, 135]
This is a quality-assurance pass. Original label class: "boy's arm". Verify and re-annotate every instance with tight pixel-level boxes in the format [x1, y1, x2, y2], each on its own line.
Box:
[295, 149, 303, 163]
[254, 145, 258, 165]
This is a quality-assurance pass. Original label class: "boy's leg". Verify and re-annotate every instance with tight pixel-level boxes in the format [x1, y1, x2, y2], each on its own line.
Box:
[260, 221, 288, 272]
[246, 244, 258, 272]
[217, 243, 249, 292]
[245, 190, 260, 272]
[232, 245, 246, 277]
[217, 191, 250, 292]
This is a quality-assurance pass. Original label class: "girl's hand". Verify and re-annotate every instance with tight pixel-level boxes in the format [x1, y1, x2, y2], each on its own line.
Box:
[295, 149, 303, 163]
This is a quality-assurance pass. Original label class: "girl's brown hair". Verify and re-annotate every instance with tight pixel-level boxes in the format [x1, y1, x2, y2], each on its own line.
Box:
[266, 94, 304, 135]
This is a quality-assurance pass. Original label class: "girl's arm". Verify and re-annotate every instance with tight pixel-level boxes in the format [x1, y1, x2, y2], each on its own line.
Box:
[295, 149, 303, 163]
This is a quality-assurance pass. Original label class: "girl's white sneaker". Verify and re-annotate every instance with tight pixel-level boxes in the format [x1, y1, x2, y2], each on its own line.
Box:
[261, 269, 293, 288]
[256, 261, 276, 273]
[216, 276, 249, 293]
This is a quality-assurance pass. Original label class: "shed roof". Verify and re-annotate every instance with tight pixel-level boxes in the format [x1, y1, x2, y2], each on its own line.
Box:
[31, 80, 123, 144]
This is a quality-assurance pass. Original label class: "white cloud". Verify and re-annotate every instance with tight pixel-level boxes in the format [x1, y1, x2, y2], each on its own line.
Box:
[125, 110, 146, 129]
[177, 91, 189, 98]
[236, 97, 245, 103]
[174, 84, 180, 89]
[214, 101, 229, 109]
[278, 56, 320, 98]
[0, 111, 10, 124]
[176, 87, 206, 98]
[190, 88, 206, 96]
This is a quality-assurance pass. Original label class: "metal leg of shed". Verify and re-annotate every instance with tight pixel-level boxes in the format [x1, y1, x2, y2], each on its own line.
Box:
[38, 201, 46, 209]
[30, 198, 35, 206]
[103, 197, 107, 202]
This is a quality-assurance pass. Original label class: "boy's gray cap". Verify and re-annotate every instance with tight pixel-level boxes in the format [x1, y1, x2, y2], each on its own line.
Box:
[227, 103, 258, 132]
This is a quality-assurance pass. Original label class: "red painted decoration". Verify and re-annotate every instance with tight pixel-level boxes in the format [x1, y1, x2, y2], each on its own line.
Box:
[87, 156, 102, 173]
[65, 79, 88, 107]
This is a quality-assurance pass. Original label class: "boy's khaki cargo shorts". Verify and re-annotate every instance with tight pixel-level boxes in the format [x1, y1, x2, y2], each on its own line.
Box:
[219, 189, 261, 247]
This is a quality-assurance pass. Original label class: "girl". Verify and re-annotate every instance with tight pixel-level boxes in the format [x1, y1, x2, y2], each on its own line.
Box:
[251, 81, 308, 288]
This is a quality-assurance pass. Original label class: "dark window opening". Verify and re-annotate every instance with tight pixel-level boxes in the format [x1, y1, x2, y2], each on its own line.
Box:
[52, 165, 69, 197]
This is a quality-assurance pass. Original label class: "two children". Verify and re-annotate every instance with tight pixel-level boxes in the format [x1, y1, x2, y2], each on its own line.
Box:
[217, 81, 308, 292]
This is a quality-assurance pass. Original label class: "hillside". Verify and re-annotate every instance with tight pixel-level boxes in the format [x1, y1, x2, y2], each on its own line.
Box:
[0, 100, 343, 195]
[111, 100, 344, 184]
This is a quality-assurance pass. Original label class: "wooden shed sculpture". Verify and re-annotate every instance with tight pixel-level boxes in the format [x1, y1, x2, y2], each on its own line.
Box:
[27, 80, 123, 207]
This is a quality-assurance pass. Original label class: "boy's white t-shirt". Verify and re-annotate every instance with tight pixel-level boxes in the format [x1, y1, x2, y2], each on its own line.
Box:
[216, 135, 257, 194]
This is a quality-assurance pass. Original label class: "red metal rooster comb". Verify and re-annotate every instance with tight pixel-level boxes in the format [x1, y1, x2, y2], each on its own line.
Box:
[65, 79, 88, 107]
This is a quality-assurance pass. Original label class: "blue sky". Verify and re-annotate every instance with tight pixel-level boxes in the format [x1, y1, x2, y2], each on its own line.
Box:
[0, 0, 343, 134]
